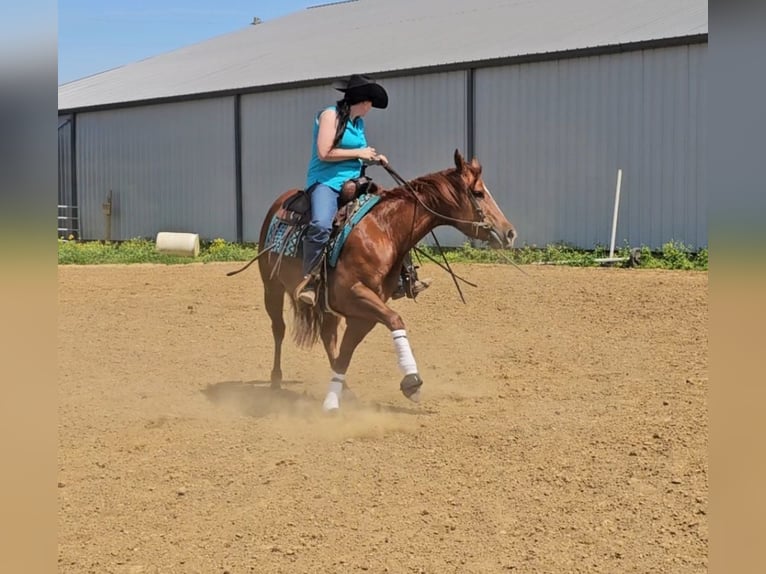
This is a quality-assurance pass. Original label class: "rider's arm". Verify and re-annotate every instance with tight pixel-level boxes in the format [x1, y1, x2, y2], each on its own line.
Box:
[316, 109, 378, 162]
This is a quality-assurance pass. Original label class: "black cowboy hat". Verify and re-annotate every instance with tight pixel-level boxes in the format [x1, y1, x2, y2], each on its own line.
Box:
[333, 74, 388, 109]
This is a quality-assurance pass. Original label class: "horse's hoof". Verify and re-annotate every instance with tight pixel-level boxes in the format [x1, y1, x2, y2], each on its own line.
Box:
[270, 370, 282, 387]
[400, 373, 423, 402]
[322, 391, 340, 413]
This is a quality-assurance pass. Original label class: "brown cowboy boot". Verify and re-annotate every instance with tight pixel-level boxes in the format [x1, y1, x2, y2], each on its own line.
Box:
[298, 229, 326, 306]
[392, 258, 431, 300]
[296, 275, 318, 306]
[412, 276, 432, 296]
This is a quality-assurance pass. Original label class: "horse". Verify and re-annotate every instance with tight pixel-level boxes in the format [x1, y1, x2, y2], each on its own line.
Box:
[255, 149, 516, 411]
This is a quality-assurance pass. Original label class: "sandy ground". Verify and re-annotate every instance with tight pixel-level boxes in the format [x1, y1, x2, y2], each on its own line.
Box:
[58, 262, 707, 573]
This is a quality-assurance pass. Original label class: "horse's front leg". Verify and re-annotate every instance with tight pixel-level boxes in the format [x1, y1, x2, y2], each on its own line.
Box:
[336, 282, 424, 404]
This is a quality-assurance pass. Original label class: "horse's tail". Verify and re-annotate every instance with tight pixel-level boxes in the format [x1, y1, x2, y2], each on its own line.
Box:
[288, 297, 322, 349]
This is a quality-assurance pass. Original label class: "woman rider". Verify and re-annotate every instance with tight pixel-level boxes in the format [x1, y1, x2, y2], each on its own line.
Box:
[298, 73, 430, 306]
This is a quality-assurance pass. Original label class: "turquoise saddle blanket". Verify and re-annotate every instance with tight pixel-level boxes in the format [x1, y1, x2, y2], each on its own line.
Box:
[265, 193, 381, 267]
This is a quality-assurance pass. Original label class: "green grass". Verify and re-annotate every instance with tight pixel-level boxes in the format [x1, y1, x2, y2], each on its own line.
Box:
[57, 237, 707, 270]
[416, 241, 708, 271]
[57, 237, 259, 265]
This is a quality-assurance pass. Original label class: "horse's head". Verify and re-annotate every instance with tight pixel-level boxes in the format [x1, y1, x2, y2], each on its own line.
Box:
[449, 150, 517, 248]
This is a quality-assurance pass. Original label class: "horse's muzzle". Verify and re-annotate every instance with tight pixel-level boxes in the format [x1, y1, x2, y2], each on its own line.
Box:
[505, 228, 517, 248]
[489, 227, 516, 249]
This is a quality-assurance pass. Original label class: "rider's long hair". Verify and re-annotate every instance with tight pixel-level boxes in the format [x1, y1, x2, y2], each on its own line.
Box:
[332, 99, 351, 148]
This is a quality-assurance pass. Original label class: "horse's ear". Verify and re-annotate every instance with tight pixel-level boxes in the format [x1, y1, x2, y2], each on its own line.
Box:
[470, 157, 481, 171]
[454, 149, 466, 172]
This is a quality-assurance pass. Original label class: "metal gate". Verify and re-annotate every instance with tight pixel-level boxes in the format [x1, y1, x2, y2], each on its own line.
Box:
[58, 115, 79, 239]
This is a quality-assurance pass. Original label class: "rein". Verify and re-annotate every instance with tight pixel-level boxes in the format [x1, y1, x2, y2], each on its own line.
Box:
[382, 164, 492, 232]
[382, 162, 530, 291]
[226, 242, 275, 276]
[382, 163, 479, 304]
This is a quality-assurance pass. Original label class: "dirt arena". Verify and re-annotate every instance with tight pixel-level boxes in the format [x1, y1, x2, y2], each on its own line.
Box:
[58, 262, 707, 573]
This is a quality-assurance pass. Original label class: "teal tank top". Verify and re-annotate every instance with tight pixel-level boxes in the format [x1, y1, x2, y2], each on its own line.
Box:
[305, 106, 367, 192]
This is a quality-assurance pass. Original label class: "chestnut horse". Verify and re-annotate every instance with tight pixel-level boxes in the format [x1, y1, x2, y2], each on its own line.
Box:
[256, 150, 516, 411]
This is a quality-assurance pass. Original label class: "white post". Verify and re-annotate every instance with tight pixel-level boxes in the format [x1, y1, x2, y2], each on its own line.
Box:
[608, 169, 623, 259]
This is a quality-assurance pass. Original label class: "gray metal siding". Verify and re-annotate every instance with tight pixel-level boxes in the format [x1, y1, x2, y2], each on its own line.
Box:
[76, 98, 237, 241]
[240, 85, 331, 242]
[475, 43, 707, 250]
[69, 43, 706, 250]
[364, 71, 468, 245]
[689, 43, 707, 248]
[241, 71, 467, 244]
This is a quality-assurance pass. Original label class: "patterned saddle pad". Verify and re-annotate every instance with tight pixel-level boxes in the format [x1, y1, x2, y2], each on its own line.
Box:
[264, 193, 381, 267]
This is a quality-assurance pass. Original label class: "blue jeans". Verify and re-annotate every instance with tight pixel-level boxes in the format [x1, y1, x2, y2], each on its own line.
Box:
[302, 183, 339, 275]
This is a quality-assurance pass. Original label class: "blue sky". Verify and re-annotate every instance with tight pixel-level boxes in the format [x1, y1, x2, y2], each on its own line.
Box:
[58, 0, 320, 85]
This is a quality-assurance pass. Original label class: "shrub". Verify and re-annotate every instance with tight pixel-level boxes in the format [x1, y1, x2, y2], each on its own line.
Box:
[58, 238, 707, 270]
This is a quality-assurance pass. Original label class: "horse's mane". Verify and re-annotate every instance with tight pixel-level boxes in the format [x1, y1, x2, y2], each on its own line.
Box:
[378, 168, 464, 212]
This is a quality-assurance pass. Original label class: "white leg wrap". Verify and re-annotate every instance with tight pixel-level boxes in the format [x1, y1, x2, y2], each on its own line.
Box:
[323, 372, 344, 412]
[391, 329, 418, 375]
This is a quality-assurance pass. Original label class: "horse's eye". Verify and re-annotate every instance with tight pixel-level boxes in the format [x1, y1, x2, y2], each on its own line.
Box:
[471, 187, 485, 198]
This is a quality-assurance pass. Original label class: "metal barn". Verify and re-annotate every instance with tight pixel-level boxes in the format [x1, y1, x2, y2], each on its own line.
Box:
[58, 0, 708, 249]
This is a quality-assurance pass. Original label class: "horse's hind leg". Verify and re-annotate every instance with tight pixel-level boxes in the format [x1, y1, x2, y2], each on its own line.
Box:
[320, 314, 341, 370]
[263, 282, 286, 388]
[321, 315, 359, 401]
[321, 317, 375, 412]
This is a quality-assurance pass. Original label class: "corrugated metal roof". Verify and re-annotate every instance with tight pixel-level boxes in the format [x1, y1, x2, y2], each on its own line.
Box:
[58, 0, 707, 112]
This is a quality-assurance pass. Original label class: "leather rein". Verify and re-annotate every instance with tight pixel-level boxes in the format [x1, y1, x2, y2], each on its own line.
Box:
[381, 162, 528, 301]
[381, 163, 490, 303]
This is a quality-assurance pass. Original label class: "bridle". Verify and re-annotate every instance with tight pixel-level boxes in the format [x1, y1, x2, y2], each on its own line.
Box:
[381, 162, 528, 288]
[378, 162, 523, 303]
[382, 163, 493, 235]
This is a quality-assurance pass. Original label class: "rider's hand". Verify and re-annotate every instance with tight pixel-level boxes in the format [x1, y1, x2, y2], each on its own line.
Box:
[357, 147, 378, 162]
[374, 154, 389, 167]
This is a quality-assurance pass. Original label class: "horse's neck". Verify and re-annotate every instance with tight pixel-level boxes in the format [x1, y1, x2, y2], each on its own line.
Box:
[379, 181, 453, 254]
